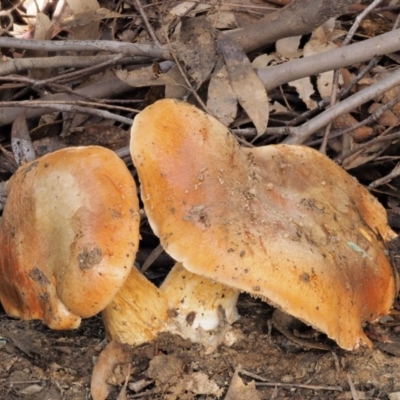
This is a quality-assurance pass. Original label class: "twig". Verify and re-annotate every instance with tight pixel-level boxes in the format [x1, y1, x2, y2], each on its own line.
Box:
[0, 37, 171, 58]
[287, 57, 382, 127]
[0, 101, 133, 125]
[240, 368, 272, 382]
[335, 129, 400, 164]
[140, 244, 164, 273]
[255, 382, 342, 391]
[31, 54, 126, 86]
[128, 389, 156, 399]
[369, 163, 400, 189]
[283, 68, 400, 144]
[0, 54, 125, 76]
[346, 373, 360, 400]
[127, 0, 161, 46]
[318, 0, 383, 152]
[331, 94, 400, 138]
[345, 0, 384, 46]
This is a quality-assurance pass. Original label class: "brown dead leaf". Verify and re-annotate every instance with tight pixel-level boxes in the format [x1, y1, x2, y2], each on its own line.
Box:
[59, 8, 124, 27]
[275, 35, 302, 59]
[165, 65, 190, 99]
[225, 365, 261, 400]
[61, 0, 101, 40]
[332, 113, 373, 143]
[148, 354, 223, 400]
[304, 26, 341, 99]
[218, 34, 269, 139]
[116, 66, 179, 88]
[91, 341, 131, 400]
[207, 11, 238, 29]
[368, 103, 399, 127]
[175, 16, 218, 86]
[207, 61, 238, 126]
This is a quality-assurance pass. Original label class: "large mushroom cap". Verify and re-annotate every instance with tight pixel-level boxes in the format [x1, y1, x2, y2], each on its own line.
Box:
[130, 99, 398, 350]
[0, 146, 140, 329]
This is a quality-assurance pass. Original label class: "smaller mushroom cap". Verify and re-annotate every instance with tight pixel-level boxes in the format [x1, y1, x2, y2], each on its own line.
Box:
[0, 146, 140, 329]
[130, 99, 398, 350]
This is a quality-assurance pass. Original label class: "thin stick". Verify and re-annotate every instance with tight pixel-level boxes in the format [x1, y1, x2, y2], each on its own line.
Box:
[127, 0, 161, 46]
[346, 373, 360, 400]
[0, 54, 124, 76]
[256, 382, 342, 391]
[0, 101, 133, 125]
[320, 0, 383, 153]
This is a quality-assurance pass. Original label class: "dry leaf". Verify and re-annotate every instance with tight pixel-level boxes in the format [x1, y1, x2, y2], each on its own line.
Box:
[275, 35, 302, 59]
[218, 34, 269, 139]
[225, 365, 261, 400]
[63, 0, 101, 40]
[207, 61, 238, 126]
[289, 77, 318, 109]
[169, 2, 197, 17]
[165, 65, 190, 99]
[91, 341, 131, 400]
[175, 17, 218, 86]
[60, 8, 124, 27]
[148, 354, 223, 399]
[368, 103, 399, 127]
[332, 113, 373, 143]
[116, 66, 178, 88]
[207, 11, 238, 29]
[303, 26, 341, 99]
[251, 53, 281, 68]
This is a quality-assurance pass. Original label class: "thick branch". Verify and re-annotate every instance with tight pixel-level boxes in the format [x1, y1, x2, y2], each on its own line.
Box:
[229, 0, 361, 52]
[258, 28, 400, 90]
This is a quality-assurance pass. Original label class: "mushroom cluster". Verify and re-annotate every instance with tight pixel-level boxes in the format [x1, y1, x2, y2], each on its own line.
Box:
[130, 99, 398, 350]
[0, 100, 397, 352]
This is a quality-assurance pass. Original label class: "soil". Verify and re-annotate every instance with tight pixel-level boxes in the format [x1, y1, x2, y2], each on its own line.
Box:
[1, 294, 400, 400]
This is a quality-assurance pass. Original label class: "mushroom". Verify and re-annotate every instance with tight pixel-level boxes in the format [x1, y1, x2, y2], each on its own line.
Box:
[130, 99, 398, 350]
[0, 146, 140, 330]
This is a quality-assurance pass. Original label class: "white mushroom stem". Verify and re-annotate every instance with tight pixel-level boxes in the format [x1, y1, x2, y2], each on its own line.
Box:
[103, 262, 241, 348]
[160, 262, 240, 343]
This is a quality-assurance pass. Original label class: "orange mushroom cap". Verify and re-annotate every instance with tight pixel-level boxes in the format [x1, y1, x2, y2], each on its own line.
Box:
[130, 99, 398, 350]
[0, 146, 140, 330]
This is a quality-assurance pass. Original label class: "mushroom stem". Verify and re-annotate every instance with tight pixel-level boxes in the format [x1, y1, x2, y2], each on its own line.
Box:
[160, 262, 240, 343]
[102, 266, 169, 346]
[103, 261, 240, 347]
